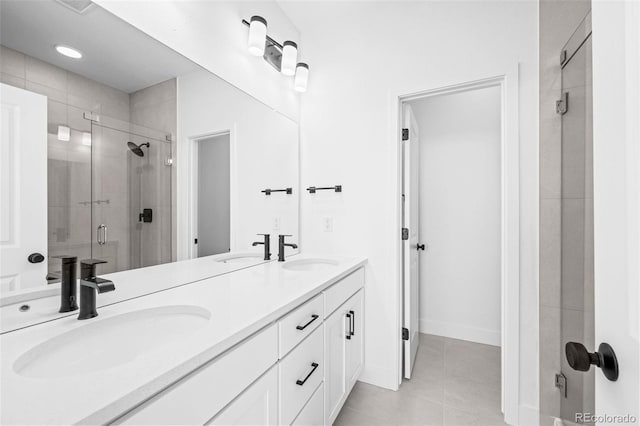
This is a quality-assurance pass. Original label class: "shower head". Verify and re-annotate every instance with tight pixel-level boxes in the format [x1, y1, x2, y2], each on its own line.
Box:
[127, 141, 150, 157]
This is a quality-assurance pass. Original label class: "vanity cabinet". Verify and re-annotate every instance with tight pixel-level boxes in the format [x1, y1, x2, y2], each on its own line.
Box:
[113, 267, 364, 426]
[324, 289, 364, 425]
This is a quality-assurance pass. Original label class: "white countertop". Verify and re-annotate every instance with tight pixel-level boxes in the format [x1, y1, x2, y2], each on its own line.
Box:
[0, 255, 366, 425]
[1, 251, 269, 334]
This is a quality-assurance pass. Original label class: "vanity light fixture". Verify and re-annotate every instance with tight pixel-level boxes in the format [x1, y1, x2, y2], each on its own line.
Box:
[242, 17, 310, 91]
[281, 41, 298, 76]
[55, 45, 83, 59]
[247, 16, 267, 57]
[57, 125, 71, 141]
[82, 132, 92, 146]
[294, 63, 309, 93]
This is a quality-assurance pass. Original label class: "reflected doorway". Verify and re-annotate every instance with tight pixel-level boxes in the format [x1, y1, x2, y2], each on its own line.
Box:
[194, 132, 231, 257]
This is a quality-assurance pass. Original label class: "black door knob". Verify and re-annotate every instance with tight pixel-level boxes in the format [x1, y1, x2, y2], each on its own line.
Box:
[417, 244, 425, 251]
[565, 341, 619, 381]
[27, 253, 45, 264]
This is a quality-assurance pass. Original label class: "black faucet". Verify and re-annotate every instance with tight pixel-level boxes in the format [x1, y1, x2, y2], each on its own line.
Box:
[56, 255, 78, 313]
[252, 234, 271, 260]
[78, 259, 115, 320]
[278, 235, 298, 262]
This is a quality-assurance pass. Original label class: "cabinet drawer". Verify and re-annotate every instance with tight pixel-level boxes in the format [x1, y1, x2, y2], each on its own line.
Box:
[323, 268, 364, 318]
[115, 324, 278, 425]
[279, 294, 323, 358]
[292, 383, 324, 426]
[279, 325, 324, 425]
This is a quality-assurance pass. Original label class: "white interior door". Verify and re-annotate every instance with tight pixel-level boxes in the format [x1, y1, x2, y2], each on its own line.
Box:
[591, 1, 639, 419]
[403, 103, 420, 379]
[0, 83, 48, 293]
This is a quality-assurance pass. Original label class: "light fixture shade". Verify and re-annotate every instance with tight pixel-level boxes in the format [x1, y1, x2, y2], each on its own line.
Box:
[57, 125, 70, 141]
[82, 132, 92, 146]
[294, 63, 309, 92]
[281, 41, 298, 76]
[248, 16, 267, 57]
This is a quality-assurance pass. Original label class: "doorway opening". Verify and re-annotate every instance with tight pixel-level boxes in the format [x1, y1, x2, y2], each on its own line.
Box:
[398, 74, 519, 423]
[192, 132, 231, 258]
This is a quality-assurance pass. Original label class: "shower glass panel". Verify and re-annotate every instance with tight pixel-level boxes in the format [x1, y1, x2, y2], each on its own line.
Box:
[559, 21, 594, 422]
[90, 116, 172, 274]
[47, 116, 92, 282]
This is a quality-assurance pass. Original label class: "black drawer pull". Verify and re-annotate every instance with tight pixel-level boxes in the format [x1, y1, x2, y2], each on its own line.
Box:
[296, 362, 319, 386]
[345, 313, 352, 340]
[349, 310, 355, 336]
[296, 314, 319, 330]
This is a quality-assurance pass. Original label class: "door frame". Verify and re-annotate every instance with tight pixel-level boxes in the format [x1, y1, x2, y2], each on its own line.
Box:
[185, 129, 234, 259]
[393, 68, 521, 424]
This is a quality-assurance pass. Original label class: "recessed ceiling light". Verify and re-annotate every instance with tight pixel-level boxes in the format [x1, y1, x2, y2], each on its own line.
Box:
[55, 45, 83, 59]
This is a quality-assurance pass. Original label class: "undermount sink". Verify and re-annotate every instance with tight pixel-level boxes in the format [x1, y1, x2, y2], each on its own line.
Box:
[13, 305, 211, 379]
[215, 253, 263, 264]
[281, 258, 339, 272]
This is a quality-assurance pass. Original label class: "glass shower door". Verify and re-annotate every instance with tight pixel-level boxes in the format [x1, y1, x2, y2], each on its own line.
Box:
[559, 20, 594, 422]
[90, 116, 172, 274]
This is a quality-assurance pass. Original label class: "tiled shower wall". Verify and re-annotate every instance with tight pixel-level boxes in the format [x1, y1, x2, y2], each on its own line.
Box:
[538, 1, 591, 424]
[0, 45, 175, 276]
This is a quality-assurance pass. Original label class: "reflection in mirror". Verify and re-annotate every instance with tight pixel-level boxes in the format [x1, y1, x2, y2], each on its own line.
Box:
[0, 0, 299, 315]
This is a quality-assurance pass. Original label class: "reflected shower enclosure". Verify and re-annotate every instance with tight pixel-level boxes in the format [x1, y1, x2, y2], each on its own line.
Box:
[44, 78, 177, 280]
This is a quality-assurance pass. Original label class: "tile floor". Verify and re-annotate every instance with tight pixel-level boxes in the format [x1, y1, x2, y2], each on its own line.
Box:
[334, 333, 507, 426]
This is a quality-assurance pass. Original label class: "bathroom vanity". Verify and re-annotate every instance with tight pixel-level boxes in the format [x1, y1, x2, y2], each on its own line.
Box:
[0, 256, 366, 425]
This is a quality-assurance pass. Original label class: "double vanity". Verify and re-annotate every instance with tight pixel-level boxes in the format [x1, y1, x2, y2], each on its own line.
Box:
[0, 255, 366, 425]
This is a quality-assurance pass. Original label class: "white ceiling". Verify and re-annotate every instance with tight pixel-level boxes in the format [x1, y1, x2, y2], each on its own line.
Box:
[0, 0, 200, 93]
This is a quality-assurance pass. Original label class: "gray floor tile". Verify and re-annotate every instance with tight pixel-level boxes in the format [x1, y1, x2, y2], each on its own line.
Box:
[338, 334, 505, 426]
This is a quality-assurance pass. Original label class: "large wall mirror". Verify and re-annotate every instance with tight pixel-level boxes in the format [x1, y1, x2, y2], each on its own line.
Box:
[0, 0, 299, 304]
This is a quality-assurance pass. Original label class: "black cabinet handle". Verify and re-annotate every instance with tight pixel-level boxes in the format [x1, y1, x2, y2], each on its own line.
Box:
[417, 244, 425, 251]
[296, 362, 319, 386]
[349, 310, 355, 336]
[296, 314, 319, 330]
[345, 313, 352, 340]
[28, 253, 45, 263]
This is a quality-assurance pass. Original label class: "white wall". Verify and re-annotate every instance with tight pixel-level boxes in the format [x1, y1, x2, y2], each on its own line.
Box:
[94, 0, 301, 121]
[197, 134, 231, 257]
[410, 86, 501, 347]
[279, 1, 539, 422]
[177, 70, 299, 260]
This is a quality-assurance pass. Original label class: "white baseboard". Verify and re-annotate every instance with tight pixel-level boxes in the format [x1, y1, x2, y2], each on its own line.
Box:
[420, 319, 501, 346]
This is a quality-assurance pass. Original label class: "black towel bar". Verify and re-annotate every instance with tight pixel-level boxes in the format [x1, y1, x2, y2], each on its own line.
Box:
[306, 185, 342, 193]
[262, 188, 292, 195]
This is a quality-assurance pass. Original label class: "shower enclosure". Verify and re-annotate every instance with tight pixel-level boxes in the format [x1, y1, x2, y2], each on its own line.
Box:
[47, 112, 172, 279]
[558, 14, 594, 421]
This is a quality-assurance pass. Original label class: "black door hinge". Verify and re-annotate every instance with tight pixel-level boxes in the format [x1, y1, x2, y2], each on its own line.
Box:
[402, 327, 409, 340]
[402, 128, 409, 141]
[402, 228, 409, 240]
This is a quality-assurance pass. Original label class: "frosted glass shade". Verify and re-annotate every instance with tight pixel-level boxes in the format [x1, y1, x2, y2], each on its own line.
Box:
[248, 16, 267, 57]
[294, 63, 309, 92]
[57, 125, 70, 141]
[281, 41, 298, 76]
